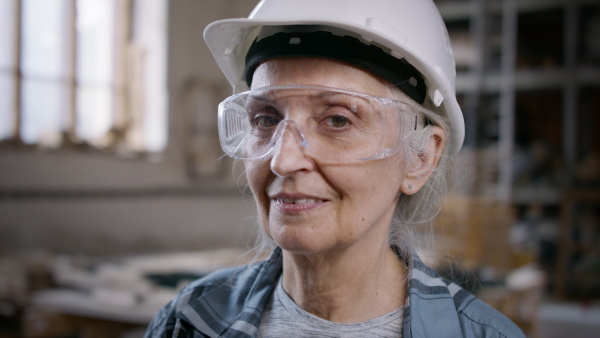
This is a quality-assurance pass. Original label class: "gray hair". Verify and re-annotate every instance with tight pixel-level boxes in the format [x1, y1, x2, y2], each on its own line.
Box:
[386, 86, 456, 258]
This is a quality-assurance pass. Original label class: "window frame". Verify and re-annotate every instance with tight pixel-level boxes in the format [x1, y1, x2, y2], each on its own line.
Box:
[1, 0, 151, 154]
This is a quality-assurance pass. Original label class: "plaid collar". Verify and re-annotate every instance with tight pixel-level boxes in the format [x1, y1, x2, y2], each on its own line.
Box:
[175, 247, 467, 338]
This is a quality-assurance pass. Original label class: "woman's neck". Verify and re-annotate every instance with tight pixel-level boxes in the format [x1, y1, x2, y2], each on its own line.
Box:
[281, 243, 407, 324]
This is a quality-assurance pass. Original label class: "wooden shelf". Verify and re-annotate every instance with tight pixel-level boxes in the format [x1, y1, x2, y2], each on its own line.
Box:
[438, 0, 600, 301]
[511, 187, 562, 205]
[555, 189, 600, 299]
[456, 67, 600, 93]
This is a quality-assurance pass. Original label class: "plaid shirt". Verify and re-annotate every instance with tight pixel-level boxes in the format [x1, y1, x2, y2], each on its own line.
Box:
[144, 247, 524, 338]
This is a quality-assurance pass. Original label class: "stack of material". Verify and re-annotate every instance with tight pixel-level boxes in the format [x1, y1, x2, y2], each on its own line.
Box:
[431, 195, 516, 276]
[0, 251, 55, 318]
[23, 248, 248, 338]
[0, 257, 28, 317]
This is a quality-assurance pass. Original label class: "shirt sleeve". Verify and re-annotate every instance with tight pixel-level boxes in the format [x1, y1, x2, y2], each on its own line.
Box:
[144, 299, 179, 338]
[457, 297, 526, 338]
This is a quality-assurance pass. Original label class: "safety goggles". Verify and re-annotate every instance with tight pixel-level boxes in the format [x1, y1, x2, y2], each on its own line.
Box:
[218, 85, 425, 164]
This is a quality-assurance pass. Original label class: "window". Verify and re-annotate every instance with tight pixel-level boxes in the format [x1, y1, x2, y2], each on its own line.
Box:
[0, 0, 17, 141]
[1, 0, 167, 153]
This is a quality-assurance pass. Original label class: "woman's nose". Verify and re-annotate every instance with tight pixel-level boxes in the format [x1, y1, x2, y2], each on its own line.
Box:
[270, 123, 315, 177]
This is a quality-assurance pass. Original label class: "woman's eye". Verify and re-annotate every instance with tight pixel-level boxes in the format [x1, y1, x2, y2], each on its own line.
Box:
[324, 116, 350, 128]
[254, 115, 279, 128]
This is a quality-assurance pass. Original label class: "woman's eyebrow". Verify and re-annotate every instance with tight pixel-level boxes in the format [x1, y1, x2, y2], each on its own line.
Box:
[248, 88, 369, 104]
[315, 88, 353, 97]
[248, 94, 273, 103]
[250, 91, 330, 102]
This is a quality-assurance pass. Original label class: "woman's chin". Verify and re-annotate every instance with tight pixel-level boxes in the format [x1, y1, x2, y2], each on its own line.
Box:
[270, 227, 331, 255]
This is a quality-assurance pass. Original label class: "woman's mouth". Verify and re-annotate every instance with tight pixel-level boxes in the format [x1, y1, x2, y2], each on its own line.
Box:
[277, 198, 323, 204]
[271, 195, 328, 214]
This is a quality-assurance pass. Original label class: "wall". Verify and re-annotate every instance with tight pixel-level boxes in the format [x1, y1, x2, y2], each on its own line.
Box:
[0, 0, 261, 255]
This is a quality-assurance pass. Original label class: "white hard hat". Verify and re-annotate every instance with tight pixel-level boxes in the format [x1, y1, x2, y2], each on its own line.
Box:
[203, 0, 465, 154]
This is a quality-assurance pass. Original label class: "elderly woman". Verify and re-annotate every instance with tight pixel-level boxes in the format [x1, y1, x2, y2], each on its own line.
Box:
[146, 0, 524, 337]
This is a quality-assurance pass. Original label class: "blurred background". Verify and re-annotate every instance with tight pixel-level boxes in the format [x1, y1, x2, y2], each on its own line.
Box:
[0, 0, 598, 337]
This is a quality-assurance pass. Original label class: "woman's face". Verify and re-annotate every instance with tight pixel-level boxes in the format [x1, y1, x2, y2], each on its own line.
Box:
[247, 57, 409, 255]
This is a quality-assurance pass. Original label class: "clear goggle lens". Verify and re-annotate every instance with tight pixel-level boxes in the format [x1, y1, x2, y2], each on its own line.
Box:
[218, 85, 425, 163]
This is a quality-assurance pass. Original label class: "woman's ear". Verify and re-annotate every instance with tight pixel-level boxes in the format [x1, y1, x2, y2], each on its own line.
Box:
[400, 126, 446, 195]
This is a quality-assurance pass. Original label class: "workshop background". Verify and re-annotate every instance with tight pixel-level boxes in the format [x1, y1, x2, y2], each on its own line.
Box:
[0, 0, 599, 337]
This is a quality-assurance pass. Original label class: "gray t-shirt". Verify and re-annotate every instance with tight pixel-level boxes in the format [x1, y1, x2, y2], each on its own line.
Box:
[258, 277, 404, 338]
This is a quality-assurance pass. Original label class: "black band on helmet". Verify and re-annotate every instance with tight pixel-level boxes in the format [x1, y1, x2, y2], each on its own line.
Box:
[245, 31, 427, 104]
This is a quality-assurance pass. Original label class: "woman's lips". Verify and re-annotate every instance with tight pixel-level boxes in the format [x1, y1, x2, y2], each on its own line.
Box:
[277, 198, 322, 204]
[270, 195, 328, 214]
